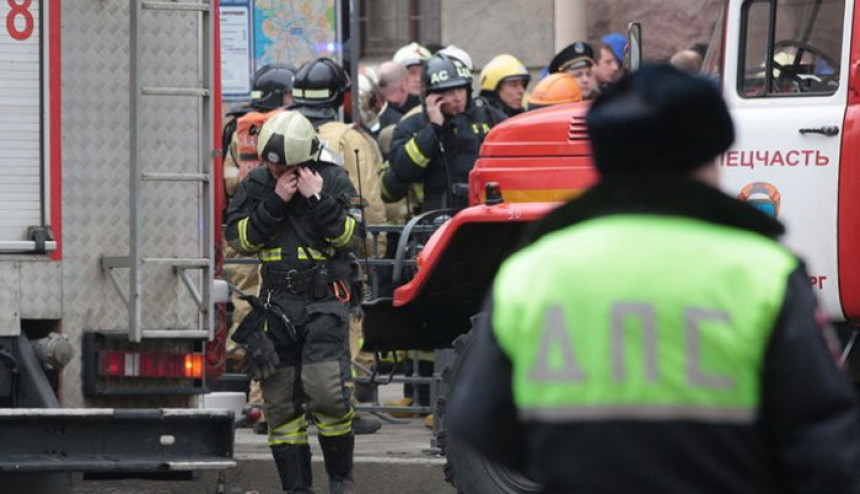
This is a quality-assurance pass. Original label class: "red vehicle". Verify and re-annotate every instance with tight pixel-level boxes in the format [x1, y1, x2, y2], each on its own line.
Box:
[365, 0, 860, 491]
[363, 102, 595, 493]
[0, 3, 233, 492]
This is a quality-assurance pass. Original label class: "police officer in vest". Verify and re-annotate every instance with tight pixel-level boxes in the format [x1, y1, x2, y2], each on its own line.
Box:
[226, 111, 362, 494]
[448, 64, 860, 493]
[383, 53, 507, 211]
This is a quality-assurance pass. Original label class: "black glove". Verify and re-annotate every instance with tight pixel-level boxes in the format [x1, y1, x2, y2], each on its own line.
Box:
[231, 296, 281, 381]
[241, 327, 279, 381]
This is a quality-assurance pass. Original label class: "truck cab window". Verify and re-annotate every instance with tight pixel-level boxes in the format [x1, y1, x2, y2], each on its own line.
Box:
[701, 7, 726, 83]
[740, 0, 844, 97]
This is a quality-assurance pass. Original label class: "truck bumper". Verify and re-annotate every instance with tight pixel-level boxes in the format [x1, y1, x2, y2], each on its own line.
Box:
[0, 408, 235, 473]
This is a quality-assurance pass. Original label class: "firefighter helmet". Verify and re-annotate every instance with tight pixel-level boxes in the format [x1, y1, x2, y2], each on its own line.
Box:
[251, 64, 298, 110]
[292, 57, 350, 108]
[393, 42, 432, 68]
[257, 111, 322, 166]
[422, 53, 472, 94]
[527, 73, 583, 109]
[479, 54, 530, 92]
[438, 45, 474, 72]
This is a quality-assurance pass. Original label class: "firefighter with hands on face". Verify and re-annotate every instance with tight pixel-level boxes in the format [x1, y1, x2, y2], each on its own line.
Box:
[383, 52, 507, 211]
[478, 54, 531, 117]
[549, 41, 598, 100]
[222, 63, 297, 433]
[290, 57, 386, 434]
[226, 111, 362, 494]
[447, 64, 860, 494]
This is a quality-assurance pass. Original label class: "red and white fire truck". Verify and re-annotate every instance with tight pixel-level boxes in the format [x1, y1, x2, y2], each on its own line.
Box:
[363, 0, 860, 492]
[0, 2, 233, 493]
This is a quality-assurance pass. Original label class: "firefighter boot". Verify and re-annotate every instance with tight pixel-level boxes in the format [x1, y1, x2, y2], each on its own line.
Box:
[271, 443, 314, 494]
[319, 433, 355, 494]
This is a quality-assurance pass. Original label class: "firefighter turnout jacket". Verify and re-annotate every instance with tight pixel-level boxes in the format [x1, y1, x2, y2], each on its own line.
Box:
[384, 103, 506, 211]
[317, 120, 387, 256]
[448, 177, 860, 494]
[225, 162, 362, 289]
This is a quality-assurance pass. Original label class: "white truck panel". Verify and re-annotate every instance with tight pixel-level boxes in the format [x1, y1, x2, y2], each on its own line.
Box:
[0, 1, 41, 245]
[718, 0, 852, 320]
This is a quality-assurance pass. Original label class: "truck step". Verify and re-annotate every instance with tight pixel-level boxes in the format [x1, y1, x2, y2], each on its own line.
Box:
[141, 86, 210, 97]
[141, 1, 212, 13]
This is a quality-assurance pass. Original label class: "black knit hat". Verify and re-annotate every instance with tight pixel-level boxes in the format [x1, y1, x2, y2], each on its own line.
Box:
[585, 64, 734, 176]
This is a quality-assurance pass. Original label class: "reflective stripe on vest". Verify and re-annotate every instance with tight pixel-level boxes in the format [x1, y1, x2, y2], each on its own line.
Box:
[404, 137, 430, 168]
[492, 214, 797, 423]
[327, 215, 357, 248]
[297, 246, 331, 261]
[257, 248, 282, 262]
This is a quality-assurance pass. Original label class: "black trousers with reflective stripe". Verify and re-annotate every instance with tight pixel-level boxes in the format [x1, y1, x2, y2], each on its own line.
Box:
[259, 288, 352, 434]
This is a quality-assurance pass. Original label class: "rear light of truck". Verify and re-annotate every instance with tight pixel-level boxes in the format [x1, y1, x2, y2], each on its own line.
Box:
[99, 351, 204, 379]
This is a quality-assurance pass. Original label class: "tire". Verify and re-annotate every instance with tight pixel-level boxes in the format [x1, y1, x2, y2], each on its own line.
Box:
[435, 324, 542, 494]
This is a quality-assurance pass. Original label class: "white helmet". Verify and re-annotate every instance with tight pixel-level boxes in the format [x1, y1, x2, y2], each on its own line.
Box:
[438, 45, 474, 72]
[257, 111, 321, 166]
[393, 42, 432, 67]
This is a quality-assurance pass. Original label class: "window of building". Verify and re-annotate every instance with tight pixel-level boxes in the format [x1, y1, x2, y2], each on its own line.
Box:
[358, 0, 441, 60]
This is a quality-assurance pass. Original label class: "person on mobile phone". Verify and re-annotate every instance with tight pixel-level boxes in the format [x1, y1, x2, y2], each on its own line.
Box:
[382, 52, 507, 212]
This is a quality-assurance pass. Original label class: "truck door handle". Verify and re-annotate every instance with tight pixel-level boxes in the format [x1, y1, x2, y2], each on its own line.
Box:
[799, 126, 840, 137]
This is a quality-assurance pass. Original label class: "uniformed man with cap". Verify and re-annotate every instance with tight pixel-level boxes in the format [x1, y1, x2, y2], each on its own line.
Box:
[226, 111, 362, 494]
[549, 41, 597, 99]
[448, 64, 860, 494]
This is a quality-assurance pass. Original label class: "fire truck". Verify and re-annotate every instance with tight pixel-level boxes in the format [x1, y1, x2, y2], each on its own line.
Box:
[0, 2, 234, 493]
[363, 0, 857, 492]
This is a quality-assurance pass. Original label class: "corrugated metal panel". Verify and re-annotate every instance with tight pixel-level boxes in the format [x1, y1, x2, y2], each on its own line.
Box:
[0, 263, 21, 336]
[0, 1, 43, 243]
[60, 2, 205, 407]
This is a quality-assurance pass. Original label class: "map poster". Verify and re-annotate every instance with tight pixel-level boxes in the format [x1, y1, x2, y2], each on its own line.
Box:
[220, 1, 252, 98]
[219, 0, 339, 103]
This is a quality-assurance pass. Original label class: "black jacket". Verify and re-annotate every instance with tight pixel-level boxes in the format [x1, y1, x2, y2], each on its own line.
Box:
[478, 91, 525, 118]
[448, 177, 860, 494]
[384, 102, 506, 210]
[225, 162, 362, 280]
[375, 94, 420, 135]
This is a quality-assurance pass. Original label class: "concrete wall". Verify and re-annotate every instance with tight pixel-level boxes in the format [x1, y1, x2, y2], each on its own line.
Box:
[440, 0, 555, 74]
[586, 0, 724, 62]
[438, 0, 724, 73]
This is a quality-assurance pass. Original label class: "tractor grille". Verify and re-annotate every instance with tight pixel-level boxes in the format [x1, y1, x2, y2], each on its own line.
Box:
[568, 114, 589, 142]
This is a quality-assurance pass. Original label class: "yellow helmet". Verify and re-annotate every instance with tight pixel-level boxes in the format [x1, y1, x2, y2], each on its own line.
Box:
[479, 54, 530, 92]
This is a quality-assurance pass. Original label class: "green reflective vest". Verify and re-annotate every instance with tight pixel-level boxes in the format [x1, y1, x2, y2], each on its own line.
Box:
[492, 214, 798, 423]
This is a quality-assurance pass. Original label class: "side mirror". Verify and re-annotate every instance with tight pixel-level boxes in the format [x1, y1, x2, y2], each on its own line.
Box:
[627, 22, 642, 72]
